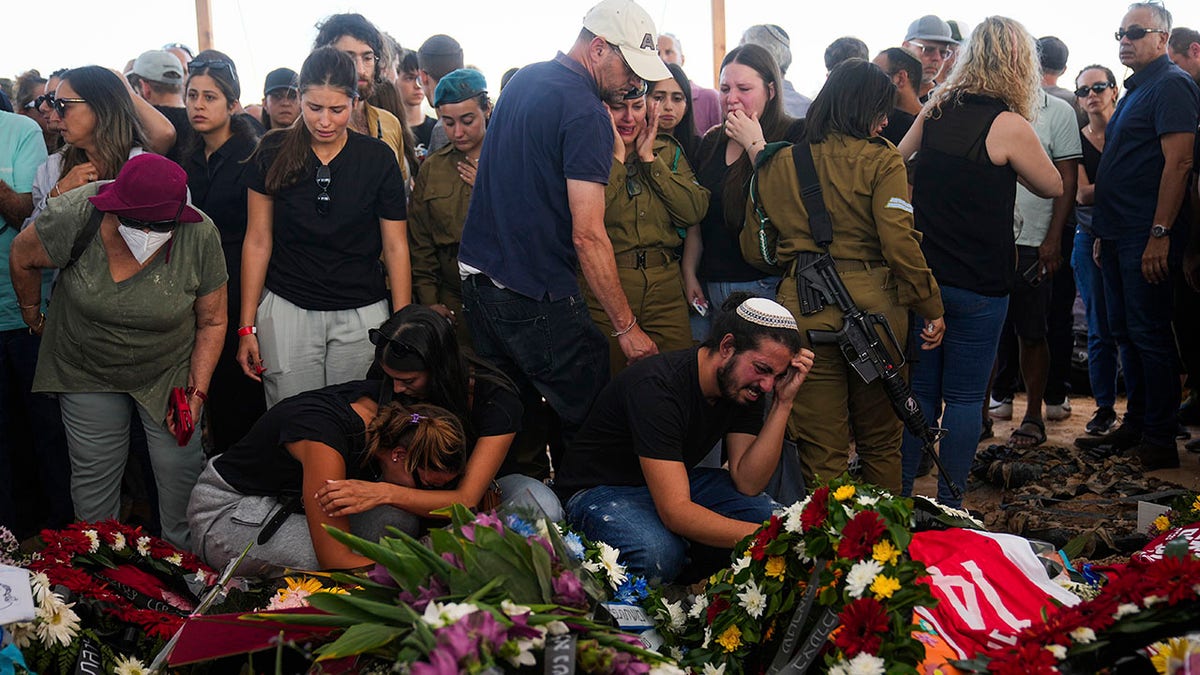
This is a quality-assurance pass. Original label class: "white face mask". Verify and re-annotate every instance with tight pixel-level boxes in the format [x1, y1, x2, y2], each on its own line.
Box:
[117, 224, 173, 265]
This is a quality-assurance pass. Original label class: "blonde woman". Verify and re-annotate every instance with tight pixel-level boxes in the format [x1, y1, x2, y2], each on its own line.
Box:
[896, 16, 1063, 506]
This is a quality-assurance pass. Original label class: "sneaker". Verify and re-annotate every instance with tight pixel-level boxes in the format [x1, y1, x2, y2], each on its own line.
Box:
[1045, 398, 1072, 421]
[989, 396, 1013, 421]
[1085, 407, 1118, 436]
[1074, 423, 1140, 454]
[1180, 392, 1200, 426]
[1135, 441, 1180, 471]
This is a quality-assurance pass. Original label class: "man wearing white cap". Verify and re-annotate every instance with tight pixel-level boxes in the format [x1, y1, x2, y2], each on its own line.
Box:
[558, 293, 814, 584]
[458, 0, 671, 477]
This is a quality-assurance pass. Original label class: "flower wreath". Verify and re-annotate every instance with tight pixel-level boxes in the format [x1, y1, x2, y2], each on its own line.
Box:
[957, 547, 1200, 674]
[1149, 493, 1200, 536]
[646, 478, 944, 674]
[31, 521, 217, 639]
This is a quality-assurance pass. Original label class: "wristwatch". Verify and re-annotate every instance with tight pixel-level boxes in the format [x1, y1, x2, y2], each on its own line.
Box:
[1150, 224, 1171, 238]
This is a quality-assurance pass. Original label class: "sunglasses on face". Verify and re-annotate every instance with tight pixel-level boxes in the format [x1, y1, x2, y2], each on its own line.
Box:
[908, 41, 952, 59]
[1075, 82, 1116, 97]
[187, 59, 239, 83]
[118, 215, 178, 233]
[1115, 26, 1167, 41]
[315, 164, 331, 216]
[32, 94, 54, 112]
[51, 97, 88, 116]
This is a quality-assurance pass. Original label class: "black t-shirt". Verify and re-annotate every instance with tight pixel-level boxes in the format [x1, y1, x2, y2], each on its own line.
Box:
[1079, 131, 1102, 186]
[213, 379, 379, 497]
[882, 108, 916, 147]
[556, 347, 764, 496]
[157, 105, 194, 165]
[413, 116, 437, 151]
[242, 130, 408, 310]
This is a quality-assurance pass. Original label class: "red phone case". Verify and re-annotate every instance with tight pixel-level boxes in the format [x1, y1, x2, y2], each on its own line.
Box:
[170, 387, 194, 446]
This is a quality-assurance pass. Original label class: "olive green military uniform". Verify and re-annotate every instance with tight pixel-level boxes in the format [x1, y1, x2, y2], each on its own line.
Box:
[750, 134, 943, 492]
[583, 135, 709, 375]
[409, 142, 473, 347]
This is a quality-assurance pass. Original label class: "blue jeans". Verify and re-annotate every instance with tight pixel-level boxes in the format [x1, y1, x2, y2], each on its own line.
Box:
[1071, 224, 1120, 409]
[0, 329, 73, 533]
[901, 286, 1009, 507]
[462, 276, 609, 447]
[689, 277, 781, 341]
[565, 468, 777, 584]
[1099, 233, 1181, 445]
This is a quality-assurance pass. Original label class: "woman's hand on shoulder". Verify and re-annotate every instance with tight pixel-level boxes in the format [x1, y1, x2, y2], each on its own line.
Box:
[316, 479, 392, 517]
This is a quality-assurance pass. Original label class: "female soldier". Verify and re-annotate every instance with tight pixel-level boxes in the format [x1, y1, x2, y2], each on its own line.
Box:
[408, 69, 490, 346]
[587, 91, 708, 373]
[748, 59, 944, 492]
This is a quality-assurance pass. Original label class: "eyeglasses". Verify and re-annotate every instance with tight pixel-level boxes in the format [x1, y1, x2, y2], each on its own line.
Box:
[907, 41, 952, 59]
[187, 59, 239, 82]
[1074, 82, 1116, 97]
[118, 215, 179, 233]
[163, 43, 195, 59]
[1115, 26, 1168, 41]
[607, 43, 648, 100]
[315, 164, 331, 216]
[33, 94, 55, 112]
[51, 97, 88, 116]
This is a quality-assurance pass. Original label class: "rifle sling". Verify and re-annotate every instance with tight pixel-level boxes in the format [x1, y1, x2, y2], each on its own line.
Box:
[790, 142, 834, 250]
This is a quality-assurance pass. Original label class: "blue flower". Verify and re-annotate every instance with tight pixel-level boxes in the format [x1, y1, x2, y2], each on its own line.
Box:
[613, 576, 648, 603]
[563, 532, 585, 561]
[505, 514, 537, 538]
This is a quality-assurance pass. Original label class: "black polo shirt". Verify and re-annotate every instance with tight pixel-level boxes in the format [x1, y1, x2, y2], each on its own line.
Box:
[242, 130, 408, 310]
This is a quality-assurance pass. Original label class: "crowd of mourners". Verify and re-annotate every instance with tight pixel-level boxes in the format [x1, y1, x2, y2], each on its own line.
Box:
[1, 0, 1199, 584]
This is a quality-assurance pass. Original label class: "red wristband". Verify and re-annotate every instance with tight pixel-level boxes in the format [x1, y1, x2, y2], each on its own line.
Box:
[237, 325, 256, 337]
[186, 387, 208, 403]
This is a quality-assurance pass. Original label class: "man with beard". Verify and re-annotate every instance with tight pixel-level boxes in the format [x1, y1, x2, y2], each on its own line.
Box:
[314, 14, 411, 181]
[557, 294, 814, 584]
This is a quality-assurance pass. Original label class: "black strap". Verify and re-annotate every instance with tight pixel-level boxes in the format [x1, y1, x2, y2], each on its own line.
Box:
[65, 207, 105, 270]
[790, 142, 834, 249]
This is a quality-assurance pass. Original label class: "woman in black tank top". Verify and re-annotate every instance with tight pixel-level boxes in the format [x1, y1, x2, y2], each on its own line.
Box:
[894, 16, 1063, 506]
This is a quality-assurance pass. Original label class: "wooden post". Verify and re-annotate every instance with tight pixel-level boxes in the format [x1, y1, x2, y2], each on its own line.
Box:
[710, 0, 725, 88]
[195, 0, 214, 52]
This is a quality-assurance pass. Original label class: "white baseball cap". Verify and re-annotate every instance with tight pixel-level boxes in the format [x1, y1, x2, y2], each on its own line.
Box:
[583, 0, 671, 82]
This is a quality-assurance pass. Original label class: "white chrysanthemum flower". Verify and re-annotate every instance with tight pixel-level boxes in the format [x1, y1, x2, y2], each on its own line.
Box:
[582, 559, 603, 574]
[8, 622, 34, 649]
[649, 664, 687, 675]
[856, 495, 879, 507]
[166, 553, 183, 566]
[29, 571, 51, 605]
[730, 554, 751, 575]
[420, 601, 478, 628]
[702, 664, 726, 675]
[793, 539, 811, 562]
[34, 600, 80, 648]
[1046, 644, 1068, 660]
[1113, 603, 1140, 619]
[1144, 595, 1165, 608]
[659, 599, 687, 632]
[110, 532, 127, 551]
[668, 646, 684, 661]
[1070, 627, 1096, 644]
[737, 578, 767, 619]
[701, 626, 712, 649]
[83, 530, 100, 553]
[113, 654, 150, 675]
[501, 600, 531, 617]
[845, 559, 884, 599]
[136, 536, 152, 556]
[842, 505, 856, 520]
[687, 595, 706, 619]
[545, 620, 569, 636]
[598, 543, 628, 589]
[781, 499, 807, 533]
[844, 652, 886, 675]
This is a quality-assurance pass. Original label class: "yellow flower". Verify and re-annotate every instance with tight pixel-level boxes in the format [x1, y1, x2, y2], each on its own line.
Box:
[1154, 515, 1171, 533]
[716, 625, 743, 652]
[1192, 496, 1200, 513]
[833, 485, 856, 502]
[1150, 637, 1200, 674]
[870, 575, 901, 600]
[872, 540, 900, 566]
[765, 556, 787, 580]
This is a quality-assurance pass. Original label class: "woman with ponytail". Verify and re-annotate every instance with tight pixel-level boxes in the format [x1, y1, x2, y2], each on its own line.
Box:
[188, 377, 466, 575]
[238, 47, 411, 408]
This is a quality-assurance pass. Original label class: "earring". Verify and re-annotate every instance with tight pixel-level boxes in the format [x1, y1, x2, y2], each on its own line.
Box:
[391, 452, 400, 463]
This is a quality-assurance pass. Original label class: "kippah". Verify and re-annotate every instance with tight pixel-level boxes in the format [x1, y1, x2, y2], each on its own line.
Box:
[736, 298, 798, 330]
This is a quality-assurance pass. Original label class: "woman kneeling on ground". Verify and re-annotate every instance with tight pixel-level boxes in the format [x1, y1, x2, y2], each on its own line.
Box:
[189, 390, 465, 575]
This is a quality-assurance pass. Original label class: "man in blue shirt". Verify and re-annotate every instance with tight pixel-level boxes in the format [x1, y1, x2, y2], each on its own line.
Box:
[458, 0, 670, 476]
[1076, 2, 1200, 469]
[0, 110, 73, 534]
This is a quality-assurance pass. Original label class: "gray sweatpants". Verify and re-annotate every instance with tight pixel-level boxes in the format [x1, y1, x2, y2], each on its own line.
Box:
[256, 290, 390, 408]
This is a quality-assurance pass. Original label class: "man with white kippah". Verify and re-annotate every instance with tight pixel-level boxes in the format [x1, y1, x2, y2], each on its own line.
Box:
[557, 292, 815, 584]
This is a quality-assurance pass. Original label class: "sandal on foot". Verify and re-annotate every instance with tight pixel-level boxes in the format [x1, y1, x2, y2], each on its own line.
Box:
[1008, 419, 1046, 449]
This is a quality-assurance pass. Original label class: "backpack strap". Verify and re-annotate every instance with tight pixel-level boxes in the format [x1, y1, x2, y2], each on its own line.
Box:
[790, 142, 834, 250]
[65, 207, 105, 270]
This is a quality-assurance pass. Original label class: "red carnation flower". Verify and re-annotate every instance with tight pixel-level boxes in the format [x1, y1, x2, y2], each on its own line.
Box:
[706, 597, 730, 625]
[833, 597, 888, 657]
[800, 487, 830, 532]
[750, 516, 783, 561]
[837, 510, 887, 560]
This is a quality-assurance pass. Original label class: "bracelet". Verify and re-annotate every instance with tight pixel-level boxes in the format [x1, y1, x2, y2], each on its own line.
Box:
[28, 313, 45, 335]
[237, 325, 257, 336]
[749, 139, 766, 149]
[186, 387, 208, 403]
[611, 316, 638, 337]
[18, 300, 41, 310]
